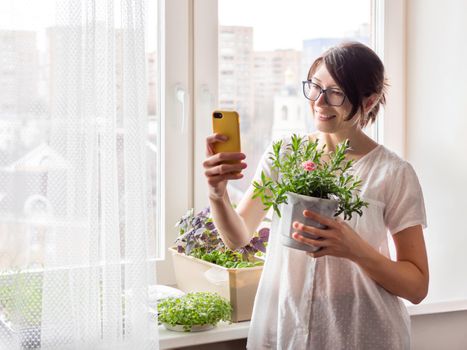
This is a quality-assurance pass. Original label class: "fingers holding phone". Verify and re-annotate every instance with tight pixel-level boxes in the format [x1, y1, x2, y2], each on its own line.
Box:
[205, 133, 228, 156]
[203, 110, 247, 199]
[203, 136, 247, 199]
[211, 110, 241, 154]
[204, 145, 246, 174]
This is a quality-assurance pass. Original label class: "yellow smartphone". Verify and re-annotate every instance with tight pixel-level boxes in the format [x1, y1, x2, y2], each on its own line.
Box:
[212, 110, 241, 154]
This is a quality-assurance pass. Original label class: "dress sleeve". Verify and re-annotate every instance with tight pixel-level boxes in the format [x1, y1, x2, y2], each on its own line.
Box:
[384, 161, 427, 235]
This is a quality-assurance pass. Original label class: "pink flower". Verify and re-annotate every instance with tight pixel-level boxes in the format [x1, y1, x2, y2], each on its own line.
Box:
[301, 160, 317, 172]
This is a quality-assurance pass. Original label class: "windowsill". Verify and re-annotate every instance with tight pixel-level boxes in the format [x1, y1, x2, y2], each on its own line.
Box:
[158, 321, 250, 350]
[406, 299, 467, 316]
[158, 300, 467, 349]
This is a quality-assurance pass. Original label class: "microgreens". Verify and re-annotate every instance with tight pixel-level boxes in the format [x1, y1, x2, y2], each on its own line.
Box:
[157, 292, 232, 331]
[175, 207, 269, 268]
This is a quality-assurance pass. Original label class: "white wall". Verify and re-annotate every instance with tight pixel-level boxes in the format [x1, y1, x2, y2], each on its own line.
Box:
[406, 0, 467, 303]
[406, 0, 467, 348]
[411, 311, 467, 350]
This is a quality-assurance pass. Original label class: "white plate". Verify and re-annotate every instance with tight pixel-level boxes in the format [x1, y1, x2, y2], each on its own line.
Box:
[163, 323, 215, 332]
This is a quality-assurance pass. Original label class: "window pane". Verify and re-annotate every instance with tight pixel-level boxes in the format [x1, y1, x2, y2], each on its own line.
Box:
[0, 1, 161, 265]
[218, 0, 372, 198]
[0, 0, 161, 346]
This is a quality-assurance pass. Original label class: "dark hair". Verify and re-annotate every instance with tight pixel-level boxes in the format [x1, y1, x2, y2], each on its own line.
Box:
[307, 41, 388, 128]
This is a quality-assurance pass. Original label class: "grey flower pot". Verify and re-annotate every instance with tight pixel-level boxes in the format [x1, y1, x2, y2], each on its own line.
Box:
[279, 192, 338, 252]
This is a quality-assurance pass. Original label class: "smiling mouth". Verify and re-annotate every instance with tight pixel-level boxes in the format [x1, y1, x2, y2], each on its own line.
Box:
[317, 114, 336, 121]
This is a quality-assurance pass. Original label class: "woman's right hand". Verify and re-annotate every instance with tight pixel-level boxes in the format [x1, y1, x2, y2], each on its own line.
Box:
[203, 133, 247, 200]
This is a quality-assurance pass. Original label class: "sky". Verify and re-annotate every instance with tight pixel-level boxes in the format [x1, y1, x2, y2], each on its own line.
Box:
[0, 0, 370, 53]
[0, 0, 159, 51]
[0, 1, 55, 30]
[219, 0, 371, 51]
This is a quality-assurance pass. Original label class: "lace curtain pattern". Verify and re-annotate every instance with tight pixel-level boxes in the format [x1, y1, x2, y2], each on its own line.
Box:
[0, 0, 158, 348]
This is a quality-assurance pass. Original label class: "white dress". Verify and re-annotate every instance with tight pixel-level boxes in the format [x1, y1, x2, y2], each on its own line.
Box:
[246, 138, 427, 350]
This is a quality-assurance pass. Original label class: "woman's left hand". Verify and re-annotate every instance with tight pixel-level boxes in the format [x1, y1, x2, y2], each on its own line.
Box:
[292, 209, 372, 261]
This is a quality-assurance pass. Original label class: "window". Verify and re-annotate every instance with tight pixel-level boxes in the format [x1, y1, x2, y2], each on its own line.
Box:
[0, 0, 162, 266]
[193, 0, 402, 214]
[0, 0, 163, 346]
[216, 0, 373, 197]
[281, 106, 289, 121]
[193, 0, 465, 315]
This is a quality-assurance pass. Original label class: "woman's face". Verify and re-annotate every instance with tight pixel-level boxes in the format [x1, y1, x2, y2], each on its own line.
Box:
[310, 63, 360, 134]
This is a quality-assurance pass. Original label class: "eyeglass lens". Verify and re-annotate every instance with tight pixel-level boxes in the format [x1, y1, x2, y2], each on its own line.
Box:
[303, 82, 345, 106]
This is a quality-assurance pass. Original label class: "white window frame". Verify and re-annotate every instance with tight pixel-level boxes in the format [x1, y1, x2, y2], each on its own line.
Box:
[374, 0, 407, 158]
[192, 0, 407, 208]
[157, 0, 407, 287]
[156, 0, 195, 285]
[158, 0, 467, 317]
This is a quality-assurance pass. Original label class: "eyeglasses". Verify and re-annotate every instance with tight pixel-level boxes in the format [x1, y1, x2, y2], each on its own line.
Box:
[302, 80, 346, 106]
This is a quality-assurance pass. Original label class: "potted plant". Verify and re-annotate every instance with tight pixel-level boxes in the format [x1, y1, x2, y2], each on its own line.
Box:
[157, 292, 232, 332]
[170, 207, 269, 322]
[252, 134, 368, 252]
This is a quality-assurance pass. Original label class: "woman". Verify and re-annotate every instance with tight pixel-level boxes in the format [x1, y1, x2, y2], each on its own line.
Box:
[203, 42, 428, 349]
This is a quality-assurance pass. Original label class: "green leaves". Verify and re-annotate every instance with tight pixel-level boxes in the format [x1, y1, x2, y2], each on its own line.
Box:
[192, 249, 263, 268]
[175, 207, 270, 268]
[252, 134, 369, 220]
[158, 292, 232, 331]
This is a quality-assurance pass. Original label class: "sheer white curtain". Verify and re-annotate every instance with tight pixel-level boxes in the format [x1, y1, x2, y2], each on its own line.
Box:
[0, 0, 158, 349]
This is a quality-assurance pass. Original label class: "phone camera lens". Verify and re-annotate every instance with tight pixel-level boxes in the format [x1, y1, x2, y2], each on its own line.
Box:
[214, 112, 223, 119]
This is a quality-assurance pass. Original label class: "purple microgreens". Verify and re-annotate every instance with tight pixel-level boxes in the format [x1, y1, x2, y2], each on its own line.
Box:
[258, 227, 269, 240]
[174, 207, 270, 268]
